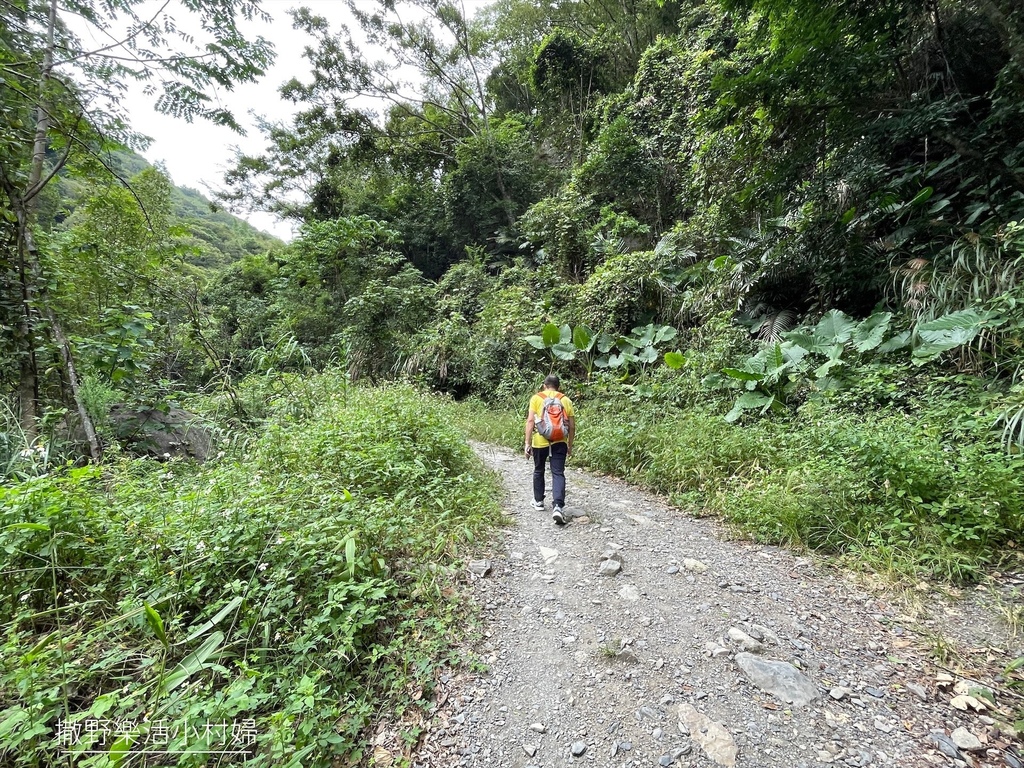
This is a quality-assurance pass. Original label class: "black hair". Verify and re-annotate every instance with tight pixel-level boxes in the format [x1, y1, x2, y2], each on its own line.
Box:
[543, 374, 560, 389]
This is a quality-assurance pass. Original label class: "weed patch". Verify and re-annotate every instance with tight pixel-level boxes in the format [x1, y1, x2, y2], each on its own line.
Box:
[0, 381, 501, 766]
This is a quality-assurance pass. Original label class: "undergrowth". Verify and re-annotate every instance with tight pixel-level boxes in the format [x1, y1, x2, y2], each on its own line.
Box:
[0, 380, 501, 766]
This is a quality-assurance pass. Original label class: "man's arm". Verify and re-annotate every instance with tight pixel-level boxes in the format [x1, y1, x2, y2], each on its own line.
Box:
[566, 417, 575, 458]
[524, 411, 535, 457]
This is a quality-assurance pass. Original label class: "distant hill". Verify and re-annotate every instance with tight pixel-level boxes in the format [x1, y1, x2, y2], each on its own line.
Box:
[115, 150, 284, 269]
[55, 149, 284, 270]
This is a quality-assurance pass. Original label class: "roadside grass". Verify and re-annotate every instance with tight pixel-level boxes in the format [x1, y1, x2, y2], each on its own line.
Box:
[0, 380, 502, 767]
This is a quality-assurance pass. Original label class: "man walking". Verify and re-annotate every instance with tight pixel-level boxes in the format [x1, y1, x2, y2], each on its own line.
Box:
[524, 374, 576, 526]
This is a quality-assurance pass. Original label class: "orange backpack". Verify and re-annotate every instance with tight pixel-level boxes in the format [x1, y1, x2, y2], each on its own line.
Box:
[536, 391, 568, 441]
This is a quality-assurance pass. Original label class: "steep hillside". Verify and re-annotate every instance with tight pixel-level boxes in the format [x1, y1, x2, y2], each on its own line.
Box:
[58, 148, 283, 269]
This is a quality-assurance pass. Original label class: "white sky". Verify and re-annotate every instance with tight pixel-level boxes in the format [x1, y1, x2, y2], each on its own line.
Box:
[125, 0, 345, 241]
[114, 0, 490, 242]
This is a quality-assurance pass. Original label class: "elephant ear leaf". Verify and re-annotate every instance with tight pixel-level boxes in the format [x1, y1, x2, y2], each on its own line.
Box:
[725, 392, 773, 423]
[852, 312, 892, 353]
[524, 335, 546, 349]
[813, 309, 855, 346]
[912, 310, 990, 363]
[541, 323, 561, 346]
[654, 325, 678, 344]
[573, 325, 594, 351]
[552, 343, 577, 361]
[664, 351, 686, 369]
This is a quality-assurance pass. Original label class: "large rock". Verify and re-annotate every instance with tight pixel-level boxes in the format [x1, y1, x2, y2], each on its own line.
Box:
[734, 652, 819, 707]
[109, 405, 213, 460]
[677, 704, 737, 767]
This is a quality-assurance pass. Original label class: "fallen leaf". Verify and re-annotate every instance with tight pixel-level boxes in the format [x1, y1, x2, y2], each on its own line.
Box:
[950, 694, 988, 712]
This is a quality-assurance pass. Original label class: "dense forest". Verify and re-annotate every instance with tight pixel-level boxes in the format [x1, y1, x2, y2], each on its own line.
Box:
[2, 0, 1023, 764]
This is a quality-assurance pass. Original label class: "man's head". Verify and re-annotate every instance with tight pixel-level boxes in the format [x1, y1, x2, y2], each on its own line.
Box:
[544, 374, 560, 390]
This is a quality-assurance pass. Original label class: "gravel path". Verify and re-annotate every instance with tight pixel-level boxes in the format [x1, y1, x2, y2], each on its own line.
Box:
[410, 442, 1021, 768]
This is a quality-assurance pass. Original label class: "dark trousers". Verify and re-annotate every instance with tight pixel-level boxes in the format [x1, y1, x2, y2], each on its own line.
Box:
[533, 441, 567, 507]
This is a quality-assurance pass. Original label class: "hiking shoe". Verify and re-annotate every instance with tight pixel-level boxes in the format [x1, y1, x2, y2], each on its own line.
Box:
[552, 506, 566, 526]
[531, 500, 545, 511]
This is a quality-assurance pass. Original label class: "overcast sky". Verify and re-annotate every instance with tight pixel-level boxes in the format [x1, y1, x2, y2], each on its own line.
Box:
[120, 0, 338, 241]
[107, 0, 489, 242]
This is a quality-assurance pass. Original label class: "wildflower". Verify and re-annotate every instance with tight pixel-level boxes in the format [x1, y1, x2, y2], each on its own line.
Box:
[258, 562, 268, 572]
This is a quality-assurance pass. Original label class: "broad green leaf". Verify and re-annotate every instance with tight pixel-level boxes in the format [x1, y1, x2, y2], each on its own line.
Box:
[615, 337, 638, 354]
[917, 309, 990, 332]
[852, 312, 892, 353]
[724, 392, 772, 423]
[912, 329, 979, 363]
[909, 186, 934, 206]
[541, 323, 560, 347]
[559, 324, 572, 344]
[780, 341, 809, 364]
[24, 632, 55, 661]
[184, 596, 244, 643]
[840, 206, 857, 225]
[911, 309, 991, 363]
[878, 331, 911, 353]
[572, 325, 594, 352]
[164, 632, 225, 692]
[596, 333, 616, 354]
[784, 332, 819, 354]
[636, 346, 658, 364]
[813, 309, 855, 345]
[631, 324, 656, 346]
[524, 335, 546, 350]
[552, 342, 576, 361]
[814, 358, 845, 378]
[663, 351, 686, 369]
[143, 602, 167, 648]
[654, 325, 678, 344]
[110, 734, 135, 766]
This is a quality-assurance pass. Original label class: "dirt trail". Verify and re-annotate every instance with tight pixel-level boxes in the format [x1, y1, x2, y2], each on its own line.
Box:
[410, 442, 1021, 768]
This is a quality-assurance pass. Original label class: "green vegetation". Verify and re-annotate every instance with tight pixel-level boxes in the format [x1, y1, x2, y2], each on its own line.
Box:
[0, 381, 500, 765]
[5, 0, 1024, 762]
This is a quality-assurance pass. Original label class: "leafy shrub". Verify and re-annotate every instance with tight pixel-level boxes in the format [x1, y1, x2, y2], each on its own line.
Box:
[0, 381, 500, 766]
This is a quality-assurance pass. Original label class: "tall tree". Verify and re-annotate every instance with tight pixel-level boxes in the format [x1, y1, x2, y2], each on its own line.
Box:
[0, 0, 273, 456]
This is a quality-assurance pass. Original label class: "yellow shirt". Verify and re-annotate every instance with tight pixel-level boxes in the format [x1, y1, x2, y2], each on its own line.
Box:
[529, 389, 575, 448]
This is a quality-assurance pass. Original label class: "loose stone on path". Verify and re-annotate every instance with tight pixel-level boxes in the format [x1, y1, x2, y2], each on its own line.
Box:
[734, 652, 819, 707]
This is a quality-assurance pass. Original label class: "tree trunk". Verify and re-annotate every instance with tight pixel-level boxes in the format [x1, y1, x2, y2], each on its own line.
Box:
[16, 0, 102, 460]
[14, 246, 39, 441]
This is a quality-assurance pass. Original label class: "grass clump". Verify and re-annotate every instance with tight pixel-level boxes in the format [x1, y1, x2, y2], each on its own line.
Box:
[583, 398, 1024, 582]
[0, 380, 501, 766]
